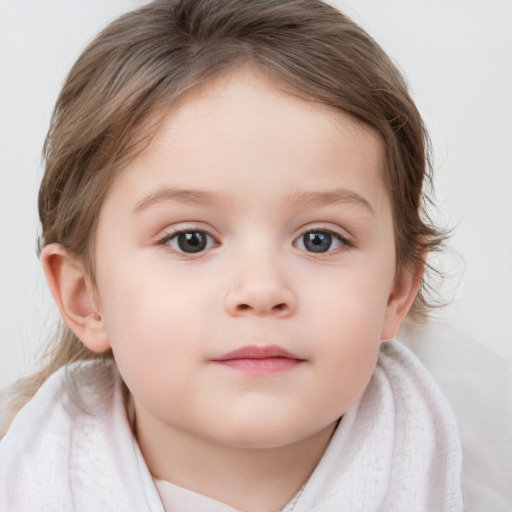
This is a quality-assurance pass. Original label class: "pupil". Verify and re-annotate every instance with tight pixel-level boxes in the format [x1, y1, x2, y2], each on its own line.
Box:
[304, 232, 332, 253]
[178, 232, 207, 253]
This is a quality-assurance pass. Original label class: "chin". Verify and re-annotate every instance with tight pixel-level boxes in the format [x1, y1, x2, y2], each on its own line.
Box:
[206, 418, 333, 451]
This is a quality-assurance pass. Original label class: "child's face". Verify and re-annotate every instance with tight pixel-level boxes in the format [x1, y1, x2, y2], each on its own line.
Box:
[89, 68, 413, 449]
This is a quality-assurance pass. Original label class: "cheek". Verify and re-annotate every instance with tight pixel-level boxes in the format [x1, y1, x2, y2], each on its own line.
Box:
[302, 259, 393, 337]
[101, 292, 200, 414]
[298, 264, 391, 407]
[312, 299, 381, 390]
[96, 265, 209, 367]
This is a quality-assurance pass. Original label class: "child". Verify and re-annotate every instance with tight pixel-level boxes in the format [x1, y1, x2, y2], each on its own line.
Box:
[0, 0, 470, 510]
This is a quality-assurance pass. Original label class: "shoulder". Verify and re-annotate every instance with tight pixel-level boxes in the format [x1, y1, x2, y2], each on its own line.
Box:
[0, 359, 119, 439]
[0, 360, 135, 511]
[399, 320, 512, 511]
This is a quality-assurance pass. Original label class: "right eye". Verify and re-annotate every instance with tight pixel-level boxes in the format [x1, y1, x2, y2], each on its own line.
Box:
[160, 230, 217, 254]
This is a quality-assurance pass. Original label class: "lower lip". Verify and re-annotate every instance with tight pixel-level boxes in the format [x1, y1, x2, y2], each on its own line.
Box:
[213, 357, 303, 375]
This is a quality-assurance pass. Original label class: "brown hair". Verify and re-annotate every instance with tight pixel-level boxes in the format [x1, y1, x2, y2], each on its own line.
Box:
[5, 0, 444, 425]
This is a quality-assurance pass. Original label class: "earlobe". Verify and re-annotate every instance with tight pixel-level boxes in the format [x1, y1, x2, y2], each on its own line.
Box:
[41, 243, 111, 353]
[381, 260, 425, 341]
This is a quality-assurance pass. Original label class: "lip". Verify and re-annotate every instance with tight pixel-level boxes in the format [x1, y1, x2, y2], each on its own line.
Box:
[214, 345, 302, 361]
[211, 345, 305, 375]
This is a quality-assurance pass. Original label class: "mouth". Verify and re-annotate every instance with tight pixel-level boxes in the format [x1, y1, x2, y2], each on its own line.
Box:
[211, 345, 305, 375]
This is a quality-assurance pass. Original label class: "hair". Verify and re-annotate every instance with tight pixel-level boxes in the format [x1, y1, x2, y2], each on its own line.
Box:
[2, 0, 445, 432]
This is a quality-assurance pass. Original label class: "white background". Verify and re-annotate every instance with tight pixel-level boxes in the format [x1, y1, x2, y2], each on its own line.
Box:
[1, 0, 511, 389]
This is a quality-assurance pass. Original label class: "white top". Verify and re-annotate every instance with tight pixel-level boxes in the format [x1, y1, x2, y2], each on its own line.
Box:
[154, 478, 244, 512]
[154, 478, 303, 512]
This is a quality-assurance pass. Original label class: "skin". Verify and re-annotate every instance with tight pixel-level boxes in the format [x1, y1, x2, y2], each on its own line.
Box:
[43, 68, 420, 512]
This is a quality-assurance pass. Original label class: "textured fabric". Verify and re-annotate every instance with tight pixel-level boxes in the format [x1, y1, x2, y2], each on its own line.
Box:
[290, 340, 463, 511]
[0, 363, 164, 512]
[0, 340, 463, 512]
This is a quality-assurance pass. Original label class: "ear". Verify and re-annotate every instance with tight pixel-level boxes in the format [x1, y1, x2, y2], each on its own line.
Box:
[41, 243, 111, 353]
[380, 259, 425, 341]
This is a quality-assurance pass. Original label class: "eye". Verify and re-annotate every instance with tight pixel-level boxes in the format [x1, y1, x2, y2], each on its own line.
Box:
[294, 229, 348, 253]
[160, 230, 217, 254]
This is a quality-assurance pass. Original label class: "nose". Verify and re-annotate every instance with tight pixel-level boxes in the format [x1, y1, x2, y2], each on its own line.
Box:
[224, 253, 297, 318]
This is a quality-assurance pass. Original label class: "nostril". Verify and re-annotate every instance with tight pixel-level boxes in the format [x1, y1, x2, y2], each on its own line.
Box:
[234, 302, 288, 313]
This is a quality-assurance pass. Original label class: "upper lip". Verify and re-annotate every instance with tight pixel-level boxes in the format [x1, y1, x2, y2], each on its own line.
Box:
[212, 345, 303, 361]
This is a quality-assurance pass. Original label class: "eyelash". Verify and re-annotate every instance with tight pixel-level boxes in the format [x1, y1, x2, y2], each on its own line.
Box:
[156, 228, 219, 254]
[295, 228, 352, 255]
[156, 226, 353, 255]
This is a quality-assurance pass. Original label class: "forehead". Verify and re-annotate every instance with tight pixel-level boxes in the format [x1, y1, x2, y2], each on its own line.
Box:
[107, 68, 388, 217]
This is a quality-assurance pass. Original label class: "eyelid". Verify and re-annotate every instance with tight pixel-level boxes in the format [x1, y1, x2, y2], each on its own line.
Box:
[293, 225, 353, 252]
[156, 224, 220, 253]
[154, 222, 353, 255]
[296, 222, 352, 241]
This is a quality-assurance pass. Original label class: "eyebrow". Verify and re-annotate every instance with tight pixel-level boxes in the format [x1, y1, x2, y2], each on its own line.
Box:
[133, 186, 375, 216]
[133, 187, 222, 213]
[287, 189, 375, 216]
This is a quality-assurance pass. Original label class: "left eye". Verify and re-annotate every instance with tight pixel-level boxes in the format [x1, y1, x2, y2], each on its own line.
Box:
[163, 230, 217, 254]
[294, 230, 347, 253]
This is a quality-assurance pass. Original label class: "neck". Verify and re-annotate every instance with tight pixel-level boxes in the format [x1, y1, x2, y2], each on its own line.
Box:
[134, 406, 336, 512]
